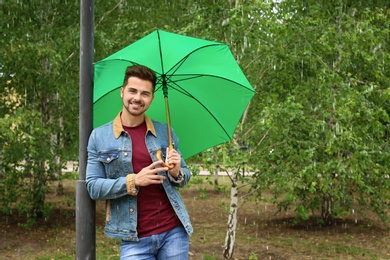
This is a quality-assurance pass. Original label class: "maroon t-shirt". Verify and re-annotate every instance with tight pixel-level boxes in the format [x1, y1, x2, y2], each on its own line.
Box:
[123, 122, 181, 238]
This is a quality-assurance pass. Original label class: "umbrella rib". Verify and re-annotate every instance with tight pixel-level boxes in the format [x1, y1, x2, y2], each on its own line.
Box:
[164, 43, 224, 79]
[158, 78, 234, 140]
[157, 30, 165, 75]
[157, 73, 254, 93]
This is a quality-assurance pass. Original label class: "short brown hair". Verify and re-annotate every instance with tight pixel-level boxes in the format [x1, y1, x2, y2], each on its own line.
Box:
[123, 65, 157, 91]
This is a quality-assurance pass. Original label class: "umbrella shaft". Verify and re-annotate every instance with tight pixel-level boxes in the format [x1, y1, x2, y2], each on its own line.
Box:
[164, 96, 173, 150]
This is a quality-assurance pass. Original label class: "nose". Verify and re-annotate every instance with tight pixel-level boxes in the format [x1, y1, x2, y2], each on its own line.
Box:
[133, 93, 141, 101]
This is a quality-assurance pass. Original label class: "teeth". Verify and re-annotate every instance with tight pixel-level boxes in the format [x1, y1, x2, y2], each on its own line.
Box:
[131, 103, 141, 109]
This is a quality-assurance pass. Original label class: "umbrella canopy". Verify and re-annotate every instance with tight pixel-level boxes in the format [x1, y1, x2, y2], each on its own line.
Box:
[93, 30, 255, 159]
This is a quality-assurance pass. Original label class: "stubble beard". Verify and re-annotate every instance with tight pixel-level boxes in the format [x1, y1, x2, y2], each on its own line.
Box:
[124, 100, 145, 117]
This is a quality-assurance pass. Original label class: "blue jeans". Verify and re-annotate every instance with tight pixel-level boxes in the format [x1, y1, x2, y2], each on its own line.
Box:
[120, 226, 189, 260]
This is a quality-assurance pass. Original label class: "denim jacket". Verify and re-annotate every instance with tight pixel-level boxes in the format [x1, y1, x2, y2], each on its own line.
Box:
[86, 112, 193, 241]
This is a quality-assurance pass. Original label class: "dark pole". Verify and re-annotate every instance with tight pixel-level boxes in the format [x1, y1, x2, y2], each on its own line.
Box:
[76, 0, 95, 259]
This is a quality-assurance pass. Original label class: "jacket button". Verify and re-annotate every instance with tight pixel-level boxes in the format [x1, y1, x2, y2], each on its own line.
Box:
[124, 152, 128, 157]
[129, 208, 134, 212]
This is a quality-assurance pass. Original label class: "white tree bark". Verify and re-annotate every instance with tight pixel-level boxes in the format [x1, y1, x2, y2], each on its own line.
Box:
[214, 166, 219, 188]
[223, 176, 238, 259]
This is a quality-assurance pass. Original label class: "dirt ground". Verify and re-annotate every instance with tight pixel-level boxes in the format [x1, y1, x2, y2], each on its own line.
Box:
[1, 179, 389, 260]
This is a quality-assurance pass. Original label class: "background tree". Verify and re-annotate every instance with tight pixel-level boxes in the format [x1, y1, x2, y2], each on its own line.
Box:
[1, 0, 79, 219]
[177, 2, 270, 258]
[246, 1, 390, 224]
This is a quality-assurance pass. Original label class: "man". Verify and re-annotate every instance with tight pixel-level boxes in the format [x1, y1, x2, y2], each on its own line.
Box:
[86, 65, 193, 260]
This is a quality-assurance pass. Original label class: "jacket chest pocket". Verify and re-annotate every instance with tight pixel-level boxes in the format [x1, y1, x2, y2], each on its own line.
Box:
[98, 152, 120, 178]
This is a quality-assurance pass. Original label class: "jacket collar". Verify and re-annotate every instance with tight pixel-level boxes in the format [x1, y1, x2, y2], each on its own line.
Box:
[113, 112, 157, 139]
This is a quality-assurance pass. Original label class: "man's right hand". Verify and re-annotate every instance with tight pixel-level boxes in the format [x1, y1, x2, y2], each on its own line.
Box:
[134, 160, 168, 187]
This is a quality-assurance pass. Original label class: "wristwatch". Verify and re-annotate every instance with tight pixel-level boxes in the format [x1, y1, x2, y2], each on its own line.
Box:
[168, 168, 184, 183]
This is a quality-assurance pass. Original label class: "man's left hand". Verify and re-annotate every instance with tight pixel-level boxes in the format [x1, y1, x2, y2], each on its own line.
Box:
[166, 147, 181, 178]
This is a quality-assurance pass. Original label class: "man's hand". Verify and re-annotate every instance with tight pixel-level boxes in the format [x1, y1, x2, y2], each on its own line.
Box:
[166, 148, 181, 178]
[135, 160, 168, 187]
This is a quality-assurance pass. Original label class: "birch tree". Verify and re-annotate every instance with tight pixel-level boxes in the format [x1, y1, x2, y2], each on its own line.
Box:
[246, 0, 390, 224]
[223, 171, 239, 259]
[1, 0, 80, 219]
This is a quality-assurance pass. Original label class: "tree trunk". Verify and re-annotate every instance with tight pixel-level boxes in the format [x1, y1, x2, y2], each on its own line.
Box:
[33, 161, 47, 219]
[214, 166, 219, 188]
[223, 176, 238, 259]
[56, 155, 64, 195]
[322, 193, 333, 225]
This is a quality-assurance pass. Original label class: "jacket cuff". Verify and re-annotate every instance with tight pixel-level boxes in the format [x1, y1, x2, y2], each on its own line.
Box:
[126, 174, 138, 196]
[167, 168, 184, 184]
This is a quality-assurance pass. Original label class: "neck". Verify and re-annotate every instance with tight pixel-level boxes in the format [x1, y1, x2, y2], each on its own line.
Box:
[120, 111, 145, 127]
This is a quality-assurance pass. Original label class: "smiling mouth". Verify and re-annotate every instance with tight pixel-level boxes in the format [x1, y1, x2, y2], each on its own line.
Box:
[130, 101, 142, 109]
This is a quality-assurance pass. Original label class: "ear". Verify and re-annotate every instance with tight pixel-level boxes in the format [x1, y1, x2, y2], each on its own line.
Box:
[120, 87, 123, 98]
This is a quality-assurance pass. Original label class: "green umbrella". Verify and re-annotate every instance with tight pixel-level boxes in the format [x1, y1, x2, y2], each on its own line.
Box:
[94, 30, 255, 159]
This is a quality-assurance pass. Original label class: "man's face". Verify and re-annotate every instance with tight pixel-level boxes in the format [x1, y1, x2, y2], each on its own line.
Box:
[121, 76, 154, 117]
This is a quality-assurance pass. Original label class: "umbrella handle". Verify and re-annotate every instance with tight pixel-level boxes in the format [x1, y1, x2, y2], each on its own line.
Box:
[157, 93, 175, 169]
[156, 149, 174, 169]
